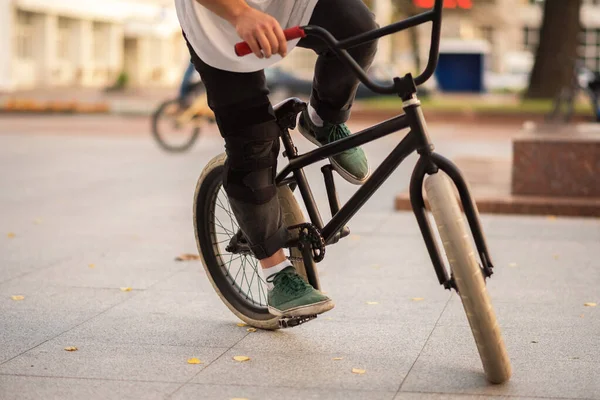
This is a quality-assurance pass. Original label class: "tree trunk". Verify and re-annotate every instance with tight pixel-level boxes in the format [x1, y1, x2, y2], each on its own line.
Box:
[525, 0, 583, 99]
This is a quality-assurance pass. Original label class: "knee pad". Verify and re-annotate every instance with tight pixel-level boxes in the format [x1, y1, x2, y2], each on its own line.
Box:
[222, 120, 281, 205]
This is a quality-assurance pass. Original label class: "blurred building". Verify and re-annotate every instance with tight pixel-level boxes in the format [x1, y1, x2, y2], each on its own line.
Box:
[2, 0, 600, 92]
[0, 0, 186, 91]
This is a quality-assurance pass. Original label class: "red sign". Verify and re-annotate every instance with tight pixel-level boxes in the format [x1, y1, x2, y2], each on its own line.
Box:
[413, 0, 473, 8]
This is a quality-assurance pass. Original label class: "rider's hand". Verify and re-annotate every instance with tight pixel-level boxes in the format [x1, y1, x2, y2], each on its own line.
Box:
[233, 7, 287, 59]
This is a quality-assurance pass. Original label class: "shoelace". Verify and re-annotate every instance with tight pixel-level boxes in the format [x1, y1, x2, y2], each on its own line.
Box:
[326, 124, 357, 153]
[267, 270, 309, 295]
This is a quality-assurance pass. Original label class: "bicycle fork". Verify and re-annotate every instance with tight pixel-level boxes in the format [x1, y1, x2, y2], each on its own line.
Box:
[403, 96, 496, 290]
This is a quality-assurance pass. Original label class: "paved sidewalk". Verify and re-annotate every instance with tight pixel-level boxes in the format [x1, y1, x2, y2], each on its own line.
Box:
[1, 121, 599, 399]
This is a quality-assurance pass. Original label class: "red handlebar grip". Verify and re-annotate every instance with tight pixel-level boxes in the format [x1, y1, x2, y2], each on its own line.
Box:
[234, 26, 306, 57]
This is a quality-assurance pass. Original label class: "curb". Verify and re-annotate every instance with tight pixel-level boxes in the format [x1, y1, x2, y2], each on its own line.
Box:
[394, 192, 600, 218]
[0, 99, 110, 115]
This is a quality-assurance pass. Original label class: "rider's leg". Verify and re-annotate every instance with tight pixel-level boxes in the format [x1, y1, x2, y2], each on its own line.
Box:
[296, 0, 378, 184]
[184, 37, 334, 316]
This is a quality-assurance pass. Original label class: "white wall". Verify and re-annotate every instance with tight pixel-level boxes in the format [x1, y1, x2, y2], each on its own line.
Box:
[0, 0, 13, 91]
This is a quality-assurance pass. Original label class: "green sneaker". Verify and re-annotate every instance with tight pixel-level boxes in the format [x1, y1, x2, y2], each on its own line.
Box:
[267, 266, 334, 317]
[298, 110, 370, 185]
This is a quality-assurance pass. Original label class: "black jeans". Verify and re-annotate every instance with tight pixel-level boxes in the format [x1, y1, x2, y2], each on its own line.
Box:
[185, 0, 378, 259]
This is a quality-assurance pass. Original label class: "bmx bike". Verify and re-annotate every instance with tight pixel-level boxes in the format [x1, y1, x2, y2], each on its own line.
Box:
[192, 0, 511, 384]
[151, 81, 215, 153]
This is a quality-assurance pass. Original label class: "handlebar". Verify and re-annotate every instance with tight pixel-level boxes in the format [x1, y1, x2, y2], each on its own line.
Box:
[234, 0, 444, 96]
[234, 27, 306, 56]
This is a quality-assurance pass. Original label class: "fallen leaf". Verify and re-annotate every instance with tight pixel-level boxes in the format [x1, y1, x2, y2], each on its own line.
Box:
[175, 253, 201, 261]
[10, 295, 24, 301]
[351, 368, 366, 374]
[64, 346, 78, 352]
[88, 264, 95, 269]
[508, 262, 518, 268]
[7, 232, 15, 238]
[371, 264, 381, 270]
[349, 235, 360, 241]
[120, 287, 132, 292]
[580, 314, 585, 318]
[325, 317, 333, 320]
[584, 302, 597, 307]
[246, 328, 257, 333]
[546, 215, 557, 221]
[332, 357, 343, 360]
[187, 358, 202, 364]
[366, 301, 379, 305]
[553, 254, 560, 260]
[411, 297, 425, 302]
[34, 218, 43, 225]
[236, 322, 247, 327]
[233, 356, 250, 362]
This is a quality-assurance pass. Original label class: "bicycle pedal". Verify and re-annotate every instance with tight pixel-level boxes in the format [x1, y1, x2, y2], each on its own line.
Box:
[278, 314, 317, 329]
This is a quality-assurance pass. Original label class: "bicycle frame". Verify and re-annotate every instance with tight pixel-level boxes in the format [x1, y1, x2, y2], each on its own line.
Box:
[272, 0, 496, 291]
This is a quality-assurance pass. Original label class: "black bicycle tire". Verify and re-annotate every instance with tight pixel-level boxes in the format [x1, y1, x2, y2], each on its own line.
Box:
[193, 153, 312, 329]
[151, 99, 201, 153]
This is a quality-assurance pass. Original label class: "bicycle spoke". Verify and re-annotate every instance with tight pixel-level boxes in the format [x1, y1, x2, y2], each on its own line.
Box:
[247, 257, 258, 302]
[212, 213, 234, 236]
[253, 258, 267, 306]
[210, 231, 232, 236]
[221, 255, 243, 274]
[216, 190, 237, 233]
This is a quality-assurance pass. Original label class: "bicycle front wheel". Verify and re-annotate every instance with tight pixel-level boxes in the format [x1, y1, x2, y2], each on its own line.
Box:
[425, 172, 512, 384]
[193, 153, 311, 330]
[151, 99, 200, 153]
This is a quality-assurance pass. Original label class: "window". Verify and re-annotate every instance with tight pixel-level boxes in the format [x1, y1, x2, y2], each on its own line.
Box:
[57, 17, 72, 61]
[523, 26, 539, 52]
[580, 28, 600, 72]
[480, 26, 494, 44]
[15, 10, 34, 60]
[92, 22, 109, 63]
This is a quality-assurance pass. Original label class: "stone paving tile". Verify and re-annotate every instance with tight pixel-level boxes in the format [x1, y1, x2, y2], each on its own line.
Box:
[232, 318, 434, 356]
[400, 357, 600, 399]
[0, 286, 129, 364]
[147, 265, 211, 293]
[172, 383, 396, 400]
[193, 348, 413, 392]
[415, 324, 600, 364]
[314, 278, 451, 322]
[0, 339, 227, 383]
[5, 252, 189, 290]
[0, 375, 179, 400]
[395, 393, 561, 400]
[438, 295, 600, 330]
[56, 290, 247, 348]
[399, 325, 600, 399]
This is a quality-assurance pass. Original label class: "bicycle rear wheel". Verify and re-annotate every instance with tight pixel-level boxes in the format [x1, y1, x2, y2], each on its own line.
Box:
[193, 153, 311, 330]
[425, 172, 511, 384]
[151, 99, 201, 153]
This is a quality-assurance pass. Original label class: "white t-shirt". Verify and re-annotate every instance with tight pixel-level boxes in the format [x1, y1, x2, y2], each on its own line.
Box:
[175, 0, 318, 73]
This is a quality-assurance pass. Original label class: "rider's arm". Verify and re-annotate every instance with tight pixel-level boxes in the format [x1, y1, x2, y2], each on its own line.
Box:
[195, 0, 287, 58]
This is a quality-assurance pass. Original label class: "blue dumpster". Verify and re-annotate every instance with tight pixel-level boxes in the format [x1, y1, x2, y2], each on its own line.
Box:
[435, 39, 490, 93]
